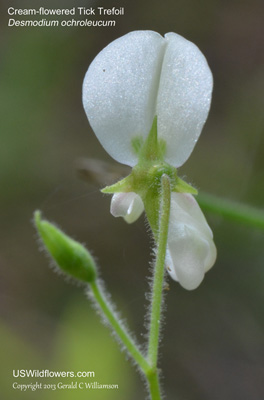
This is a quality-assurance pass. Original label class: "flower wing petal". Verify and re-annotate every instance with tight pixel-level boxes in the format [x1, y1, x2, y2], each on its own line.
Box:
[167, 226, 208, 290]
[157, 32, 213, 167]
[110, 192, 144, 223]
[167, 193, 216, 290]
[169, 193, 213, 238]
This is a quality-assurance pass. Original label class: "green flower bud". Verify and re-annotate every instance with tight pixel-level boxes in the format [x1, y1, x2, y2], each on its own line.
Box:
[34, 211, 96, 283]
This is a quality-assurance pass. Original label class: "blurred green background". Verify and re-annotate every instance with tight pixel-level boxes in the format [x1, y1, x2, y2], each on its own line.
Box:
[1, 0, 264, 399]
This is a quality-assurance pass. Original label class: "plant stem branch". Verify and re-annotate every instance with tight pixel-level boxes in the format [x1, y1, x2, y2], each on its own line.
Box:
[198, 192, 264, 230]
[90, 280, 149, 374]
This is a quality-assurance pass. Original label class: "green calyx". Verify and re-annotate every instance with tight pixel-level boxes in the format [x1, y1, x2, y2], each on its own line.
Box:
[102, 116, 197, 234]
[34, 211, 97, 283]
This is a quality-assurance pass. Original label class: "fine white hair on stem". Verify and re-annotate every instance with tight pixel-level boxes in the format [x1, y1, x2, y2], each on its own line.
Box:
[144, 258, 169, 353]
[142, 206, 169, 363]
[85, 279, 146, 377]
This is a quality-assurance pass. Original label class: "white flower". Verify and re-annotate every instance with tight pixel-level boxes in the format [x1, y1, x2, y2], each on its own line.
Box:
[82, 30, 216, 289]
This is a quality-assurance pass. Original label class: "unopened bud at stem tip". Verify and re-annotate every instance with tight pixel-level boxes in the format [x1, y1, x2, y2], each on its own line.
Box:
[34, 210, 97, 284]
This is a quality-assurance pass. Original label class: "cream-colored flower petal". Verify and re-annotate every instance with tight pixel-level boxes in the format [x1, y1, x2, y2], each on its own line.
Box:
[157, 33, 213, 167]
[83, 31, 165, 166]
[110, 192, 144, 224]
[168, 193, 213, 238]
[167, 193, 216, 290]
[167, 226, 208, 290]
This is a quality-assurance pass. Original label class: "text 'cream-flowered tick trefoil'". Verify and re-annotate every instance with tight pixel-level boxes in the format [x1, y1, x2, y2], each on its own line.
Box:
[82, 30, 217, 290]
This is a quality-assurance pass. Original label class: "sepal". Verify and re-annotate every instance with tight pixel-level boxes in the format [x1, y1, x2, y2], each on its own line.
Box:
[137, 116, 166, 163]
[172, 177, 198, 195]
[101, 175, 133, 194]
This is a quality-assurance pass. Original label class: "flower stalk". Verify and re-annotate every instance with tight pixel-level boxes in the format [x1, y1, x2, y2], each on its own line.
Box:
[88, 280, 150, 374]
[148, 174, 171, 368]
[144, 174, 171, 399]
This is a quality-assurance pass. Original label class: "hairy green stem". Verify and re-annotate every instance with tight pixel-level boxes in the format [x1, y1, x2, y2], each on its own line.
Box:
[146, 174, 171, 399]
[198, 192, 264, 230]
[148, 372, 162, 400]
[90, 280, 149, 374]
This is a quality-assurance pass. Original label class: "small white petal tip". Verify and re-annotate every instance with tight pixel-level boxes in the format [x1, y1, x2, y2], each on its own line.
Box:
[110, 192, 144, 224]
